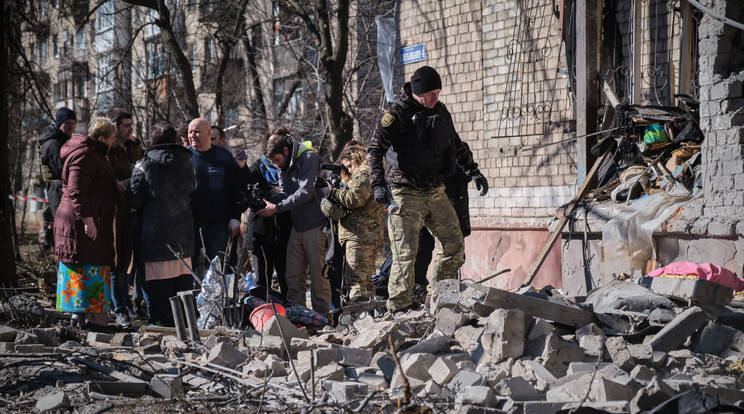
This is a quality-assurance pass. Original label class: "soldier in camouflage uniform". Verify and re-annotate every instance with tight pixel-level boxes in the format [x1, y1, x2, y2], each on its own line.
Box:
[366, 66, 489, 313]
[329, 144, 385, 303]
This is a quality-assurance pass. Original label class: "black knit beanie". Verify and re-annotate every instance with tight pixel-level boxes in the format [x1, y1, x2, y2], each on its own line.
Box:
[410, 66, 442, 94]
[55, 107, 76, 128]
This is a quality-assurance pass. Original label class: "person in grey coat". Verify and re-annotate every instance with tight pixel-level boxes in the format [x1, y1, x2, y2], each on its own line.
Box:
[126, 122, 196, 326]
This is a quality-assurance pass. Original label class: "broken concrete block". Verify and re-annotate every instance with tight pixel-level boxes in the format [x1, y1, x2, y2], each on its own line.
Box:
[431, 279, 463, 315]
[314, 362, 346, 381]
[418, 380, 442, 397]
[0, 342, 15, 353]
[605, 336, 636, 371]
[627, 343, 653, 366]
[529, 333, 585, 378]
[579, 335, 606, 360]
[447, 370, 483, 392]
[150, 374, 183, 399]
[458, 284, 495, 317]
[357, 372, 387, 389]
[203, 334, 232, 350]
[262, 354, 287, 376]
[585, 280, 676, 314]
[400, 333, 449, 356]
[242, 359, 269, 377]
[494, 376, 538, 397]
[567, 362, 613, 376]
[630, 376, 676, 412]
[110, 333, 133, 347]
[390, 353, 435, 389]
[429, 357, 459, 385]
[15, 344, 46, 353]
[456, 385, 497, 407]
[0, 325, 18, 342]
[30, 328, 58, 347]
[693, 322, 744, 358]
[262, 314, 309, 340]
[436, 307, 467, 337]
[35, 390, 69, 411]
[457, 360, 476, 371]
[330, 381, 369, 405]
[479, 309, 525, 366]
[639, 276, 734, 306]
[547, 373, 633, 402]
[630, 365, 657, 385]
[648, 306, 713, 353]
[511, 360, 557, 392]
[86, 332, 112, 347]
[246, 334, 285, 358]
[372, 352, 396, 381]
[576, 323, 605, 340]
[14, 331, 39, 344]
[527, 318, 555, 342]
[454, 325, 484, 354]
[138, 343, 161, 355]
[334, 344, 372, 367]
[207, 342, 248, 367]
[523, 402, 567, 414]
[297, 347, 337, 368]
[476, 360, 510, 388]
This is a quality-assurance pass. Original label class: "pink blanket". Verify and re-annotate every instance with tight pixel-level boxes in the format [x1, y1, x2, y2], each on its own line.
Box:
[647, 262, 744, 291]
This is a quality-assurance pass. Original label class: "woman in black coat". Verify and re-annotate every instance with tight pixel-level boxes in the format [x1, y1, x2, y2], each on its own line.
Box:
[126, 122, 195, 326]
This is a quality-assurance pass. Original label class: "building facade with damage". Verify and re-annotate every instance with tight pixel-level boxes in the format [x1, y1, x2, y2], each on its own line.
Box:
[392, 0, 744, 295]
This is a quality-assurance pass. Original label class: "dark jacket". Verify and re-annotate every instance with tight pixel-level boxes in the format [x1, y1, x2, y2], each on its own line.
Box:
[39, 125, 69, 183]
[39, 125, 70, 218]
[107, 139, 144, 272]
[54, 134, 118, 266]
[367, 82, 482, 190]
[127, 144, 196, 262]
[270, 137, 327, 232]
[190, 145, 242, 225]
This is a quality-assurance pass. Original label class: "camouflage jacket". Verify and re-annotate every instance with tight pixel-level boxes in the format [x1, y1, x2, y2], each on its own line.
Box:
[330, 166, 384, 245]
[366, 82, 482, 190]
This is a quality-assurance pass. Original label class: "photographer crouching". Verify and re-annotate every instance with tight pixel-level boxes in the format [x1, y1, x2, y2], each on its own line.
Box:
[319, 144, 384, 304]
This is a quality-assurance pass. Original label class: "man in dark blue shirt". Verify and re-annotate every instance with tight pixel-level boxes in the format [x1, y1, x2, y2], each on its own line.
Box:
[188, 118, 242, 279]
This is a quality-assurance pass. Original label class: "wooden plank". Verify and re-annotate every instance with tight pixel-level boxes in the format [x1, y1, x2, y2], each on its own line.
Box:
[477, 286, 597, 328]
[632, 0, 643, 104]
[575, 0, 601, 182]
[521, 148, 611, 287]
[678, 1, 695, 103]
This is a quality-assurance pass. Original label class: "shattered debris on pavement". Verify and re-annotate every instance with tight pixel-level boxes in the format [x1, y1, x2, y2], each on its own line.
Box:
[3, 273, 744, 413]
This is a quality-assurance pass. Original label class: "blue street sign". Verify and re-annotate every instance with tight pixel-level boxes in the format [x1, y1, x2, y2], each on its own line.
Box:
[399, 43, 427, 65]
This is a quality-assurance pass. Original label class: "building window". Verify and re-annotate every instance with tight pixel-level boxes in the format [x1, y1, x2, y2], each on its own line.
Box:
[96, 53, 113, 94]
[146, 39, 167, 78]
[205, 38, 216, 63]
[52, 34, 59, 58]
[40, 0, 48, 17]
[74, 75, 87, 98]
[134, 61, 144, 87]
[62, 31, 69, 55]
[190, 43, 197, 73]
[96, 0, 114, 32]
[38, 39, 48, 63]
[225, 107, 239, 128]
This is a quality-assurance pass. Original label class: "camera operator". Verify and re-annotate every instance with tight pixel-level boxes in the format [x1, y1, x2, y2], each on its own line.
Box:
[323, 144, 384, 304]
[256, 128, 332, 315]
[241, 153, 292, 298]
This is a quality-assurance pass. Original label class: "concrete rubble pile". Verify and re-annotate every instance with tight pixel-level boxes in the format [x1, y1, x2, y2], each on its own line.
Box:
[2, 276, 744, 413]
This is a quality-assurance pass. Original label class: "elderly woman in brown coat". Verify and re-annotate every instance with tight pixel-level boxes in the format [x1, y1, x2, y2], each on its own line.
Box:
[54, 119, 120, 328]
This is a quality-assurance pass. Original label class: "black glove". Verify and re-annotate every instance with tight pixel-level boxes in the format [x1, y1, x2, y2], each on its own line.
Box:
[373, 186, 392, 205]
[472, 173, 489, 196]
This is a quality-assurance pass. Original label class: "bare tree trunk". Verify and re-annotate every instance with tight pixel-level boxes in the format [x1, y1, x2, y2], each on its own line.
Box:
[123, 0, 200, 119]
[0, 0, 19, 284]
[242, 30, 267, 130]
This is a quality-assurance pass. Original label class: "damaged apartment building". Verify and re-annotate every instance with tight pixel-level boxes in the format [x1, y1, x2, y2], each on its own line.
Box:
[390, 0, 744, 295]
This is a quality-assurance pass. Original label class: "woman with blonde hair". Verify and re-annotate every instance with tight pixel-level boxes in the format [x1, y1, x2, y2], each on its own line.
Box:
[54, 119, 120, 328]
[327, 144, 384, 303]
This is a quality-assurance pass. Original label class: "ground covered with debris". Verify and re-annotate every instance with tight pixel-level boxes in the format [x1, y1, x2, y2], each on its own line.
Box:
[3, 273, 744, 413]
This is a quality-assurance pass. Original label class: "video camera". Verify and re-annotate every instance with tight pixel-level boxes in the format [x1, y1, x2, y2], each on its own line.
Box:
[313, 163, 344, 189]
[242, 183, 267, 211]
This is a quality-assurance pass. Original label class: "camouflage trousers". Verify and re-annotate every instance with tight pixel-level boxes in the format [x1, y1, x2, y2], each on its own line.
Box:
[342, 240, 379, 302]
[386, 185, 464, 312]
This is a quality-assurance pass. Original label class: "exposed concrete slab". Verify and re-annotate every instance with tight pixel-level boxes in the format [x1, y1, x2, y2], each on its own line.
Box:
[648, 306, 714, 352]
[639, 276, 734, 306]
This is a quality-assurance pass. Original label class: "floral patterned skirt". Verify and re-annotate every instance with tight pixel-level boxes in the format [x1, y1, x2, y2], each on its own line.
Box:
[56, 263, 112, 314]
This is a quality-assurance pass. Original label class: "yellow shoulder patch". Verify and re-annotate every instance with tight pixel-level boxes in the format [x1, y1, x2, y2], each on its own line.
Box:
[380, 112, 395, 128]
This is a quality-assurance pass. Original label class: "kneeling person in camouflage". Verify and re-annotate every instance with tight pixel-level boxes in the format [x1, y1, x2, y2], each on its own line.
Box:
[366, 66, 489, 313]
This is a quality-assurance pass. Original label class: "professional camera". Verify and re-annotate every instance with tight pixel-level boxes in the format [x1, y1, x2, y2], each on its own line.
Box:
[313, 163, 344, 189]
[242, 183, 267, 211]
